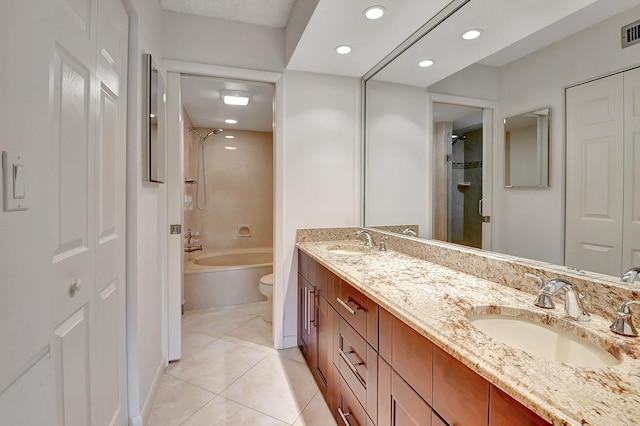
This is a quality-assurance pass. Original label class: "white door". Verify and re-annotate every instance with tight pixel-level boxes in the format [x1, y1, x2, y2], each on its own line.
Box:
[565, 73, 624, 275]
[623, 67, 640, 270]
[50, 0, 128, 424]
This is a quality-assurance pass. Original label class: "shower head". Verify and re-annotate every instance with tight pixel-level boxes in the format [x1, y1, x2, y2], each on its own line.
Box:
[452, 134, 467, 145]
[189, 128, 223, 141]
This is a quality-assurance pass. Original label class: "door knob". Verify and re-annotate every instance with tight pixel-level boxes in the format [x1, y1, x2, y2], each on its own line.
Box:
[69, 278, 82, 296]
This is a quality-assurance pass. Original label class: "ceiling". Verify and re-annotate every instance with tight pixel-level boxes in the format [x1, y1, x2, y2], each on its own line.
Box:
[164, 0, 640, 130]
[160, 0, 296, 28]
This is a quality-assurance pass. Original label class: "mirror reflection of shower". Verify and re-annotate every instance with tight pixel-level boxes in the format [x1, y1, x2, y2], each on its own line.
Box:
[189, 127, 223, 211]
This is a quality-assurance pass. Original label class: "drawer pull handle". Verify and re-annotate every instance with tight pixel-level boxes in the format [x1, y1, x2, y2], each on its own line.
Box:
[338, 407, 352, 426]
[338, 347, 366, 386]
[336, 297, 362, 315]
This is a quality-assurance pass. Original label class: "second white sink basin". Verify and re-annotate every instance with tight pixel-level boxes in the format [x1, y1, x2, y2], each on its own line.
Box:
[469, 314, 620, 368]
[326, 244, 370, 255]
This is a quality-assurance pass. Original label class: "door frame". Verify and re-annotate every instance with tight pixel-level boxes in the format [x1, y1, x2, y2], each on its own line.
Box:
[163, 60, 282, 359]
[427, 93, 498, 251]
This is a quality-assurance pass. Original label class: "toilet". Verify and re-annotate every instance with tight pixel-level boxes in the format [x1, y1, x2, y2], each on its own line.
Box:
[259, 273, 274, 322]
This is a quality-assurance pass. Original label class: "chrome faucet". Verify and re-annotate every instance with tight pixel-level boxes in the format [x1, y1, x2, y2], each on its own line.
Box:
[185, 228, 194, 244]
[610, 300, 640, 336]
[402, 228, 418, 237]
[621, 267, 640, 285]
[184, 244, 203, 253]
[534, 278, 590, 321]
[355, 230, 375, 248]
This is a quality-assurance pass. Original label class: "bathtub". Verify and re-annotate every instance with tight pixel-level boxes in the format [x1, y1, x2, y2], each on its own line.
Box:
[184, 248, 273, 311]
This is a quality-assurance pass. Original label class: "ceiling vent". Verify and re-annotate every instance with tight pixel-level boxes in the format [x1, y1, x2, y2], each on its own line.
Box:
[622, 19, 640, 49]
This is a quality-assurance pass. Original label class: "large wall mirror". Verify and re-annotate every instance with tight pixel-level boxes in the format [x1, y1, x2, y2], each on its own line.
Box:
[143, 54, 166, 183]
[363, 0, 640, 280]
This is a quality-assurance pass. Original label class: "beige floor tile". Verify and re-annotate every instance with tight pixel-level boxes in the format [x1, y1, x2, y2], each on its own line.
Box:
[167, 339, 268, 394]
[225, 316, 274, 348]
[146, 375, 215, 426]
[182, 309, 256, 338]
[275, 346, 306, 364]
[180, 329, 218, 359]
[220, 354, 320, 424]
[293, 391, 338, 426]
[181, 395, 289, 426]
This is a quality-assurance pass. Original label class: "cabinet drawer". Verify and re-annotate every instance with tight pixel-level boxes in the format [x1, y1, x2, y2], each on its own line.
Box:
[338, 317, 377, 415]
[489, 386, 549, 426]
[338, 372, 369, 426]
[379, 308, 433, 405]
[433, 346, 489, 426]
[337, 280, 378, 347]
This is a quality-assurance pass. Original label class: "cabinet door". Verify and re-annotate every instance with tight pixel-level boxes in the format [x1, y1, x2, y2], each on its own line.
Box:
[433, 346, 489, 426]
[316, 293, 335, 399]
[489, 386, 549, 426]
[378, 357, 432, 426]
[298, 273, 315, 365]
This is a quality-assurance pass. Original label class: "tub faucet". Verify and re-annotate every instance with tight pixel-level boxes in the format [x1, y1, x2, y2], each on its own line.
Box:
[355, 230, 374, 248]
[184, 244, 203, 253]
[534, 278, 590, 322]
[185, 228, 194, 244]
[610, 300, 640, 336]
[621, 267, 640, 285]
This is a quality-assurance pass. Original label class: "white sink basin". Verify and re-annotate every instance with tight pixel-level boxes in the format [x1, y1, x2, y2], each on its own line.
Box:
[469, 314, 620, 368]
[326, 244, 369, 255]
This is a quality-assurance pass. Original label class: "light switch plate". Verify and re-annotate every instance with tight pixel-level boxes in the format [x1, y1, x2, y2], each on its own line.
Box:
[2, 151, 29, 212]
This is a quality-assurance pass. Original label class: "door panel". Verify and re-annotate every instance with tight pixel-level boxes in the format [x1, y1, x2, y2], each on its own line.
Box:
[566, 73, 624, 275]
[53, 306, 92, 426]
[623, 67, 640, 271]
[52, 0, 128, 424]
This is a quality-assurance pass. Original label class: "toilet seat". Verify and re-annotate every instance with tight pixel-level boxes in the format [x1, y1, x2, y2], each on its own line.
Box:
[260, 273, 274, 286]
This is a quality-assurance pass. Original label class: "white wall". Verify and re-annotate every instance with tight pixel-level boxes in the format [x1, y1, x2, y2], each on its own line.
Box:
[365, 80, 430, 236]
[124, 0, 168, 423]
[275, 71, 361, 347]
[492, 5, 640, 264]
[162, 11, 286, 72]
[0, 0, 55, 423]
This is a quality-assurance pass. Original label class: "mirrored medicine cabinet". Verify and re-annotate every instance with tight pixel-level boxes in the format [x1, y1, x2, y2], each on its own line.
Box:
[504, 108, 550, 188]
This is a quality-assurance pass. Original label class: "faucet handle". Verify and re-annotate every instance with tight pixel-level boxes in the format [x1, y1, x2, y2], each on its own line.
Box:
[621, 267, 640, 284]
[379, 236, 388, 251]
[610, 300, 640, 336]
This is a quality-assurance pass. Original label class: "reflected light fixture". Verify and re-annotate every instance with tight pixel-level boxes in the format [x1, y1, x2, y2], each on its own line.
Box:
[335, 45, 352, 55]
[224, 146, 237, 151]
[364, 6, 385, 20]
[461, 28, 483, 40]
[225, 119, 238, 124]
[225, 135, 235, 139]
[418, 59, 435, 68]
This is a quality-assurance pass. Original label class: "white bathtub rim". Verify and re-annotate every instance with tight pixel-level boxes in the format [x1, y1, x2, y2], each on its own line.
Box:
[185, 247, 273, 274]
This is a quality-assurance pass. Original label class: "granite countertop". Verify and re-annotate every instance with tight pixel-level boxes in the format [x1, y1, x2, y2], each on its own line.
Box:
[296, 239, 640, 426]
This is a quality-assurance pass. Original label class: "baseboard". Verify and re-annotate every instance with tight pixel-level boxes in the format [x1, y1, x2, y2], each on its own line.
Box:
[283, 334, 298, 349]
[139, 358, 166, 425]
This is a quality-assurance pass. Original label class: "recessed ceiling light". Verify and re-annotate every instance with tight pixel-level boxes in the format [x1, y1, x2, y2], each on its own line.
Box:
[461, 29, 483, 40]
[223, 95, 249, 106]
[364, 6, 385, 20]
[224, 146, 237, 151]
[225, 135, 235, 139]
[225, 119, 237, 124]
[418, 59, 435, 68]
[335, 45, 352, 55]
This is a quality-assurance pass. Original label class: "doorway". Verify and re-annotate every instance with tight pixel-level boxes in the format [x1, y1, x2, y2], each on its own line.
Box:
[432, 101, 490, 249]
[167, 73, 275, 360]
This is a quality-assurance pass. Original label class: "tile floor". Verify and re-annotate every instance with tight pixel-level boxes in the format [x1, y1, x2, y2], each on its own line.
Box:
[147, 301, 337, 426]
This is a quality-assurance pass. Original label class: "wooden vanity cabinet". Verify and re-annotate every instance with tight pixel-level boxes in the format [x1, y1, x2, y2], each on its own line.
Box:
[298, 251, 550, 426]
